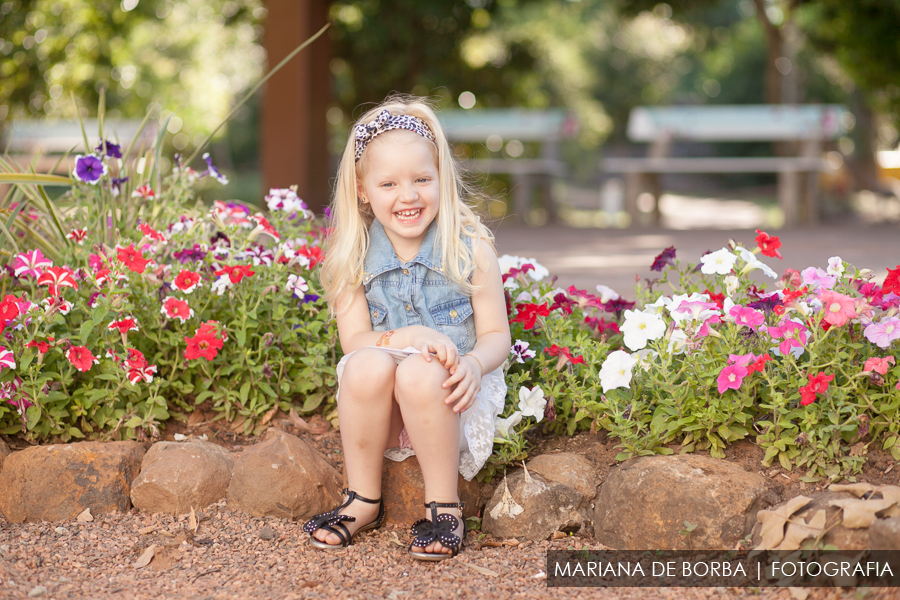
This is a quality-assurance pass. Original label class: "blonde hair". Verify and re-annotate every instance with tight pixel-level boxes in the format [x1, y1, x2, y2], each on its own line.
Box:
[321, 95, 494, 312]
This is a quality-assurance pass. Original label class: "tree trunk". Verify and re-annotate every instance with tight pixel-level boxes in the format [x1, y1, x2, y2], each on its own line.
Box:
[848, 89, 892, 195]
[752, 0, 782, 106]
[261, 0, 332, 213]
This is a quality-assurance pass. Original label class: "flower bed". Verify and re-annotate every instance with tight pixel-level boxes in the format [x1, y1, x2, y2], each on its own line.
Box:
[2, 132, 898, 484]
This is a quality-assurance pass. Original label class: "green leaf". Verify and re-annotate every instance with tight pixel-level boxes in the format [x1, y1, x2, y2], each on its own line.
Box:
[239, 381, 251, 404]
[0, 173, 72, 186]
[25, 405, 41, 430]
[762, 446, 779, 466]
[125, 416, 143, 428]
[301, 392, 325, 413]
[68, 427, 85, 439]
[79, 319, 94, 344]
[236, 328, 247, 348]
[259, 382, 277, 398]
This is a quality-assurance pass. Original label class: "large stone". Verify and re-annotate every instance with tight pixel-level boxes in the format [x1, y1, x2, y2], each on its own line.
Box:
[0, 441, 145, 523]
[749, 492, 871, 551]
[869, 517, 900, 550]
[227, 429, 342, 520]
[130, 440, 234, 515]
[483, 468, 586, 541]
[380, 455, 485, 525]
[526, 452, 597, 502]
[594, 455, 776, 550]
[0, 438, 9, 474]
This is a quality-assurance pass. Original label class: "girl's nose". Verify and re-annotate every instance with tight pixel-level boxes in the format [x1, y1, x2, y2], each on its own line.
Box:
[399, 183, 418, 201]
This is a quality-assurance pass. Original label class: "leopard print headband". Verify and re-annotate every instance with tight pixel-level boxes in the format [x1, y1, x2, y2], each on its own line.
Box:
[354, 109, 436, 162]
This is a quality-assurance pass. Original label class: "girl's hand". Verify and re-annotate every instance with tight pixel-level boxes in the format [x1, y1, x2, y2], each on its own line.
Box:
[442, 355, 483, 413]
[418, 338, 459, 371]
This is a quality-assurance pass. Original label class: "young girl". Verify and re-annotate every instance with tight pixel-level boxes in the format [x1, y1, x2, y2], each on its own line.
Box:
[303, 97, 511, 560]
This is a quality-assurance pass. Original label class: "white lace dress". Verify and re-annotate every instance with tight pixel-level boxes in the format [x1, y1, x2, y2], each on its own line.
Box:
[335, 346, 506, 481]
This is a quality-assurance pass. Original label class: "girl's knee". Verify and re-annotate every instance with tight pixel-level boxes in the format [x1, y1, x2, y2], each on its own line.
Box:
[342, 348, 396, 394]
[394, 354, 450, 404]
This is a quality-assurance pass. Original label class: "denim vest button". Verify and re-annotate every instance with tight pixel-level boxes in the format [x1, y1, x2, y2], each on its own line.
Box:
[405, 303, 411, 311]
[449, 309, 458, 319]
[402, 269, 409, 275]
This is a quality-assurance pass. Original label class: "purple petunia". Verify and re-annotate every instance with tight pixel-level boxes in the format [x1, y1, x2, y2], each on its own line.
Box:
[110, 176, 129, 197]
[173, 244, 208, 263]
[301, 293, 320, 305]
[73, 154, 108, 184]
[650, 246, 677, 272]
[201, 153, 229, 185]
[95, 139, 122, 158]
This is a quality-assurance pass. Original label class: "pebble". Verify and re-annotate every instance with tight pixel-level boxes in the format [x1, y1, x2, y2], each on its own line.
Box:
[259, 527, 276, 541]
[54, 527, 66, 535]
[27, 586, 47, 597]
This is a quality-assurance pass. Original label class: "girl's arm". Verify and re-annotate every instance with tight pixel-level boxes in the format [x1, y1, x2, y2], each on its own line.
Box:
[334, 284, 457, 355]
[442, 238, 512, 413]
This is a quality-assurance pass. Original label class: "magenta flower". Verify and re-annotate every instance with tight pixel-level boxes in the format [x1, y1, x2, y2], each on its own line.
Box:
[0, 346, 15, 370]
[801, 267, 836, 291]
[727, 353, 755, 367]
[818, 290, 857, 327]
[864, 317, 900, 349]
[729, 305, 765, 329]
[768, 319, 809, 356]
[12, 249, 53, 279]
[863, 356, 895, 375]
[717, 364, 748, 394]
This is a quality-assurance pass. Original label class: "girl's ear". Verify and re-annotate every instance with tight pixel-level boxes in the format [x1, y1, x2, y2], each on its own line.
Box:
[356, 182, 367, 202]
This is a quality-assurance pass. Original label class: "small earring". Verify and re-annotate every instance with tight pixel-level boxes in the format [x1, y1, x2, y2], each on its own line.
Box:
[359, 197, 368, 204]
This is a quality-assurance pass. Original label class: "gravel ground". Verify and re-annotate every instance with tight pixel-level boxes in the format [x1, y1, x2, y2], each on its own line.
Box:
[0, 508, 895, 600]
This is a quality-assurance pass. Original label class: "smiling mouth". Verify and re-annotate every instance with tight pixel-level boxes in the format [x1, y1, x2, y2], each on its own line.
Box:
[395, 208, 422, 221]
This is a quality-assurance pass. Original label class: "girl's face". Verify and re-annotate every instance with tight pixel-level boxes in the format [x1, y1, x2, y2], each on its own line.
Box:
[357, 130, 440, 257]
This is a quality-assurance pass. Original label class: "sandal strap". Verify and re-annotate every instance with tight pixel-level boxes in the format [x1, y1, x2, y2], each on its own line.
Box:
[345, 488, 382, 505]
[422, 500, 465, 509]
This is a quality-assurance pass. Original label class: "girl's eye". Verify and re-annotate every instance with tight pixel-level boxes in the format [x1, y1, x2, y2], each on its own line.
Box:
[417, 178, 430, 183]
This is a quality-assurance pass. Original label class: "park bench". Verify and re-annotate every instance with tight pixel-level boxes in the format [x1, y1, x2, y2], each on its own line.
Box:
[3, 119, 157, 174]
[440, 109, 571, 223]
[602, 104, 850, 226]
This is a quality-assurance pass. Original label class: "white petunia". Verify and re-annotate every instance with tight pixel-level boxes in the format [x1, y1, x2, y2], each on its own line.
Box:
[497, 255, 549, 281]
[595, 285, 620, 304]
[518, 386, 547, 422]
[510, 340, 536, 363]
[634, 348, 658, 371]
[724, 275, 740, 296]
[620, 309, 667, 351]
[827, 256, 845, 277]
[286, 274, 309, 297]
[211, 275, 232, 296]
[736, 247, 777, 279]
[598, 350, 639, 392]
[700, 248, 738, 276]
[667, 329, 689, 355]
[494, 411, 523, 439]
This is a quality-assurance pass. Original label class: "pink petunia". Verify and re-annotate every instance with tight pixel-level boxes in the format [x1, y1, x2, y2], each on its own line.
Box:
[864, 317, 900, 349]
[0, 346, 15, 370]
[717, 364, 748, 394]
[13, 249, 53, 279]
[729, 305, 765, 329]
[160, 297, 194, 323]
[727, 353, 755, 367]
[818, 290, 857, 327]
[768, 319, 809, 356]
[801, 267, 836, 291]
[863, 356, 895, 375]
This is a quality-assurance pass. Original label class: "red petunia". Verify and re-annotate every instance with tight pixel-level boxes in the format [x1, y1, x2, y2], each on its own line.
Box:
[138, 223, 167, 243]
[117, 244, 151, 274]
[884, 266, 900, 296]
[160, 297, 194, 323]
[251, 214, 280, 241]
[214, 264, 255, 284]
[703, 289, 725, 310]
[185, 327, 225, 361]
[37, 266, 78, 296]
[66, 229, 88, 245]
[128, 363, 157, 384]
[26, 337, 53, 353]
[296, 245, 324, 269]
[173, 270, 201, 293]
[108, 317, 139, 335]
[511, 303, 550, 330]
[545, 344, 585, 370]
[132, 184, 156, 200]
[66, 345, 98, 372]
[0, 295, 20, 322]
[746, 353, 772, 374]
[755, 229, 783, 260]
[584, 315, 620, 335]
[799, 372, 834, 406]
[125, 348, 148, 370]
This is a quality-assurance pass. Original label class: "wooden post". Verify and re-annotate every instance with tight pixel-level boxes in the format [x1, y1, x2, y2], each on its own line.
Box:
[261, 0, 331, 213]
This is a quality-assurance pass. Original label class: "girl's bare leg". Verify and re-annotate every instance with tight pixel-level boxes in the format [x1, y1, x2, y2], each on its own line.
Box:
[314, 348, 400, 546]
[394, 353, 461, 555]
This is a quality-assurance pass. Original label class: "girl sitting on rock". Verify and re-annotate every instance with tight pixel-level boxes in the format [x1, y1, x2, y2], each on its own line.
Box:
[303, 96, 511, 560]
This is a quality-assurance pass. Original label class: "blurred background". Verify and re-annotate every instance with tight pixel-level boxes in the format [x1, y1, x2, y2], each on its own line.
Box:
[2, 0, 900, 232]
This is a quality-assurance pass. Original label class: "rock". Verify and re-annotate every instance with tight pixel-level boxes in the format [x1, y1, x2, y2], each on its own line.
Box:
[526, 452, 597, 501]
[0, 438, 9, 474]
[594, 455, 776, 550]
[27, 586, 47, 597]
[259, 526, 276, 540]
[0, 441, 144, 523]
[869, 517, 900, 550]
[380, 455, 485, 525]
[749, 492, 871, 550]
[483, 468, 586, 541]
[226, 429, 343, 520]
[130, 440, 234, 515]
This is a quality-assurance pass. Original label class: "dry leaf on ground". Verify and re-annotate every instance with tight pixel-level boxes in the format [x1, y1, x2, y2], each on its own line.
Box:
[461, 561, 499, 577]
[489, 476, 524, 520]
[829, 483, 875, 497]
[387, 531, 405, 548]
[76, 508, 93, 523]
[133, 545, 156, 569]
[189, 507, 198, 533]
[788, 587, 810, 600]
[829, 498, 896, 528]
[138, 525, 157, 535]
[755, 496, 811, 550]
[775, 509, 826, 550]
[288, 408, 330, 434]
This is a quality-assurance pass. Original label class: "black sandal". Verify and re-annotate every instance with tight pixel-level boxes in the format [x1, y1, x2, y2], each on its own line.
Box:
[408, 500, 466, 561]
[303, 488, 385, 550]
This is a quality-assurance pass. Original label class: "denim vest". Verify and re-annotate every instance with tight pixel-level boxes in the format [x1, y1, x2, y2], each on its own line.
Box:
[362, 219, 476, 354]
